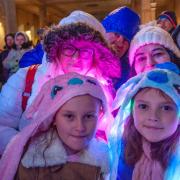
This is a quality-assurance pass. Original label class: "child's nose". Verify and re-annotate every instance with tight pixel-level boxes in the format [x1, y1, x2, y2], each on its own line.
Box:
[148, 109, 159, 122]
[75, 119, 86, 132]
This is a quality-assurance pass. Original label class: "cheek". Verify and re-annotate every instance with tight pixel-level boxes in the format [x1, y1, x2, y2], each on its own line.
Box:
[87, 120, 98, 135]
[135, 61, 145, 73]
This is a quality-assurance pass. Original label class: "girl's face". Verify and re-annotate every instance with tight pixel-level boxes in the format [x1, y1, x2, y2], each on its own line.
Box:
[60, 40, 94, 75]
[134, 44, 171, 74]
[15, 34, 26, 48]
[55, 95, 102, 155]
[133, 88, 179, 142]
[6, 36, 14, 47]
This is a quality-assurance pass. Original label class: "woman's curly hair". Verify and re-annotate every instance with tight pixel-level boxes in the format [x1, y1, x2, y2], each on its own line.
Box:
[43, 23, 121, 79]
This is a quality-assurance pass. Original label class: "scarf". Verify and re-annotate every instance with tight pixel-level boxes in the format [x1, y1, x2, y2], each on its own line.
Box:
[132, 138, 164, 180]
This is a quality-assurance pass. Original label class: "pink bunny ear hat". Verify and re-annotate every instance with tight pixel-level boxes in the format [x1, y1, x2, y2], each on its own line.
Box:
[0, 72, 112, 180]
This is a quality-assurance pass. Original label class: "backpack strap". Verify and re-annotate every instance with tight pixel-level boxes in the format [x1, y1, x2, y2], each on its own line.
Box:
[22, 64, 39, 111]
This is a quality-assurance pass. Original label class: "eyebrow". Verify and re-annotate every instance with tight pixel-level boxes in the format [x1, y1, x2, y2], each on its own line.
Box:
[151, 47, 166, 53]
[135, 52, 144, 57]
[135, 99, 175, 105]
[135, 48, 166, 59]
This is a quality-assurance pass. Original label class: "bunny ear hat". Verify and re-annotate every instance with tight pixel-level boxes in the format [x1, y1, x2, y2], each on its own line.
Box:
[0, 72, 113, 180]
[109, 63, 180, 179]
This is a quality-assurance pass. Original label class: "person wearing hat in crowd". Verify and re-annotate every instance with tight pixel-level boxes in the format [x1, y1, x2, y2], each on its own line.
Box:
[0, 73, 112, 179]
[129, 25, 180, 76]
[0, 10, 120, 156]
[172, 25, 180, 50]
[2, 32, 32, 78]
[157, 10, 177, 34]
[102, 6, 141, 89]
[19, 28, 46, 68]
[109, 64, 180, 180]
[0, 33, 15, 85]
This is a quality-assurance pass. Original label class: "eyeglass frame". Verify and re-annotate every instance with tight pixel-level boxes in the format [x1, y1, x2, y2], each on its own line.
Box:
[61, 44, 94, 59]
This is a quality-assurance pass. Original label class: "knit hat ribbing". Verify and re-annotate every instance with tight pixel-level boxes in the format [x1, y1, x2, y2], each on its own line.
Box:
[129, 25, 180, 66]
[102, 6, 140, 42]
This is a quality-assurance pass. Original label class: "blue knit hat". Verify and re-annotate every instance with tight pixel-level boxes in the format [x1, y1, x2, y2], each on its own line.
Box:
[102, 6, 141, 42]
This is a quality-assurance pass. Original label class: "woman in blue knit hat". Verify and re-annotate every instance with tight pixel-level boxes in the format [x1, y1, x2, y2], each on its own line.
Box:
[102, 6, 141, 89]
[157, 10, 177, 34]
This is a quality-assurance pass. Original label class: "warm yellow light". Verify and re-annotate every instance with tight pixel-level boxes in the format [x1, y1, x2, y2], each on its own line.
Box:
[25, 30, 32, 40]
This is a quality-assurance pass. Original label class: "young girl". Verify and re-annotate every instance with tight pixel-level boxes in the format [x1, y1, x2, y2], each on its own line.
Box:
[0, 10, 120, 155]
[110, 66, 180, 180]
[0, 72, 112, 180]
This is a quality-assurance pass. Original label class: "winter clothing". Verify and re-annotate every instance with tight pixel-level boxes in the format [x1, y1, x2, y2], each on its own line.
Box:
[102, 6, 140, 42]
[158, 11, 177, 29]
[2, 31, 32, 78]
[0, 50, 10, 83]
[113, 55, 130, 90]
[0, 11, 117, 155]
[14, 133, 109, 180]
[3, 48, 29, 76]
[19, 43, 44, 68]
[129, 25, 180, 66]
[110, 64, 180, 179]
[0, 73, 110, 180]
[172, 25, 180, 49]
[59, 10, 107, 41]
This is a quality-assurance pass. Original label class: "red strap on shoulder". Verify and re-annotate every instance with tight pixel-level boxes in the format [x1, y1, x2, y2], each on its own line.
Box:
[22, 64, 39, 111]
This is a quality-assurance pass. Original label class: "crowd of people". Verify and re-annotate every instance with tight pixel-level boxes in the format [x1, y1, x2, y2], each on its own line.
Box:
[0, 6, 179, 180]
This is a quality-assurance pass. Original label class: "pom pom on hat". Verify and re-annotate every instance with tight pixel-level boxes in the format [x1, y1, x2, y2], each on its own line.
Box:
[59, 10, 107, 41]
[102, 6, 140, 42]
[129, 25, 180, 66]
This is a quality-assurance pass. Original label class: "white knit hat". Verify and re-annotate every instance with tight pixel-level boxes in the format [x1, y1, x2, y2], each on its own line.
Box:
[59, 10, 107, 41]
[129, 25, 180, 66]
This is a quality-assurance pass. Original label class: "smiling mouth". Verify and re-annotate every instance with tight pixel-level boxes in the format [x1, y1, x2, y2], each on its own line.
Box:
[71, 135, 87, 139]
[144, 125, 163, 130]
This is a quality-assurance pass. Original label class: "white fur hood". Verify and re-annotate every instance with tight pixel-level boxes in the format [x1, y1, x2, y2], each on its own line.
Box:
[22, 131, 110, 175]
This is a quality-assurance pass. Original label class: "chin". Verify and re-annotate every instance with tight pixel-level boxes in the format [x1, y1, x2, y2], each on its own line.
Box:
[144, 136, 164, 143]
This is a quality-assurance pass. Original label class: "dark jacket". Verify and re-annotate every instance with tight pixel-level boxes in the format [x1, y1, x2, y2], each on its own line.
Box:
[19, 43, 44, 68]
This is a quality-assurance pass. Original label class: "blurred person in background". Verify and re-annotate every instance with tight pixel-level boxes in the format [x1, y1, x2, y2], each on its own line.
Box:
[0, 33, 15, 85]
[3, 32, 32, 79]
[157, 10, 177, 34]
[19, 28, 45, 68]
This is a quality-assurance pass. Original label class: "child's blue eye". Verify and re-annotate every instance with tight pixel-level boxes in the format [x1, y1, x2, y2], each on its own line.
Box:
[138, 104, 148, 109]
[161, 105, 173, 111]
[64, 114, 74, 120]
[84, 114, 97, 120]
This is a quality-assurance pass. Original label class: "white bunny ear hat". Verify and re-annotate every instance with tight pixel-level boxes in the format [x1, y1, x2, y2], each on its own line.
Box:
[129, 25, 180, 67]
[109, 65, 180, 180]
[113, 66, 180, 126]
[59, 10, 107, 41]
